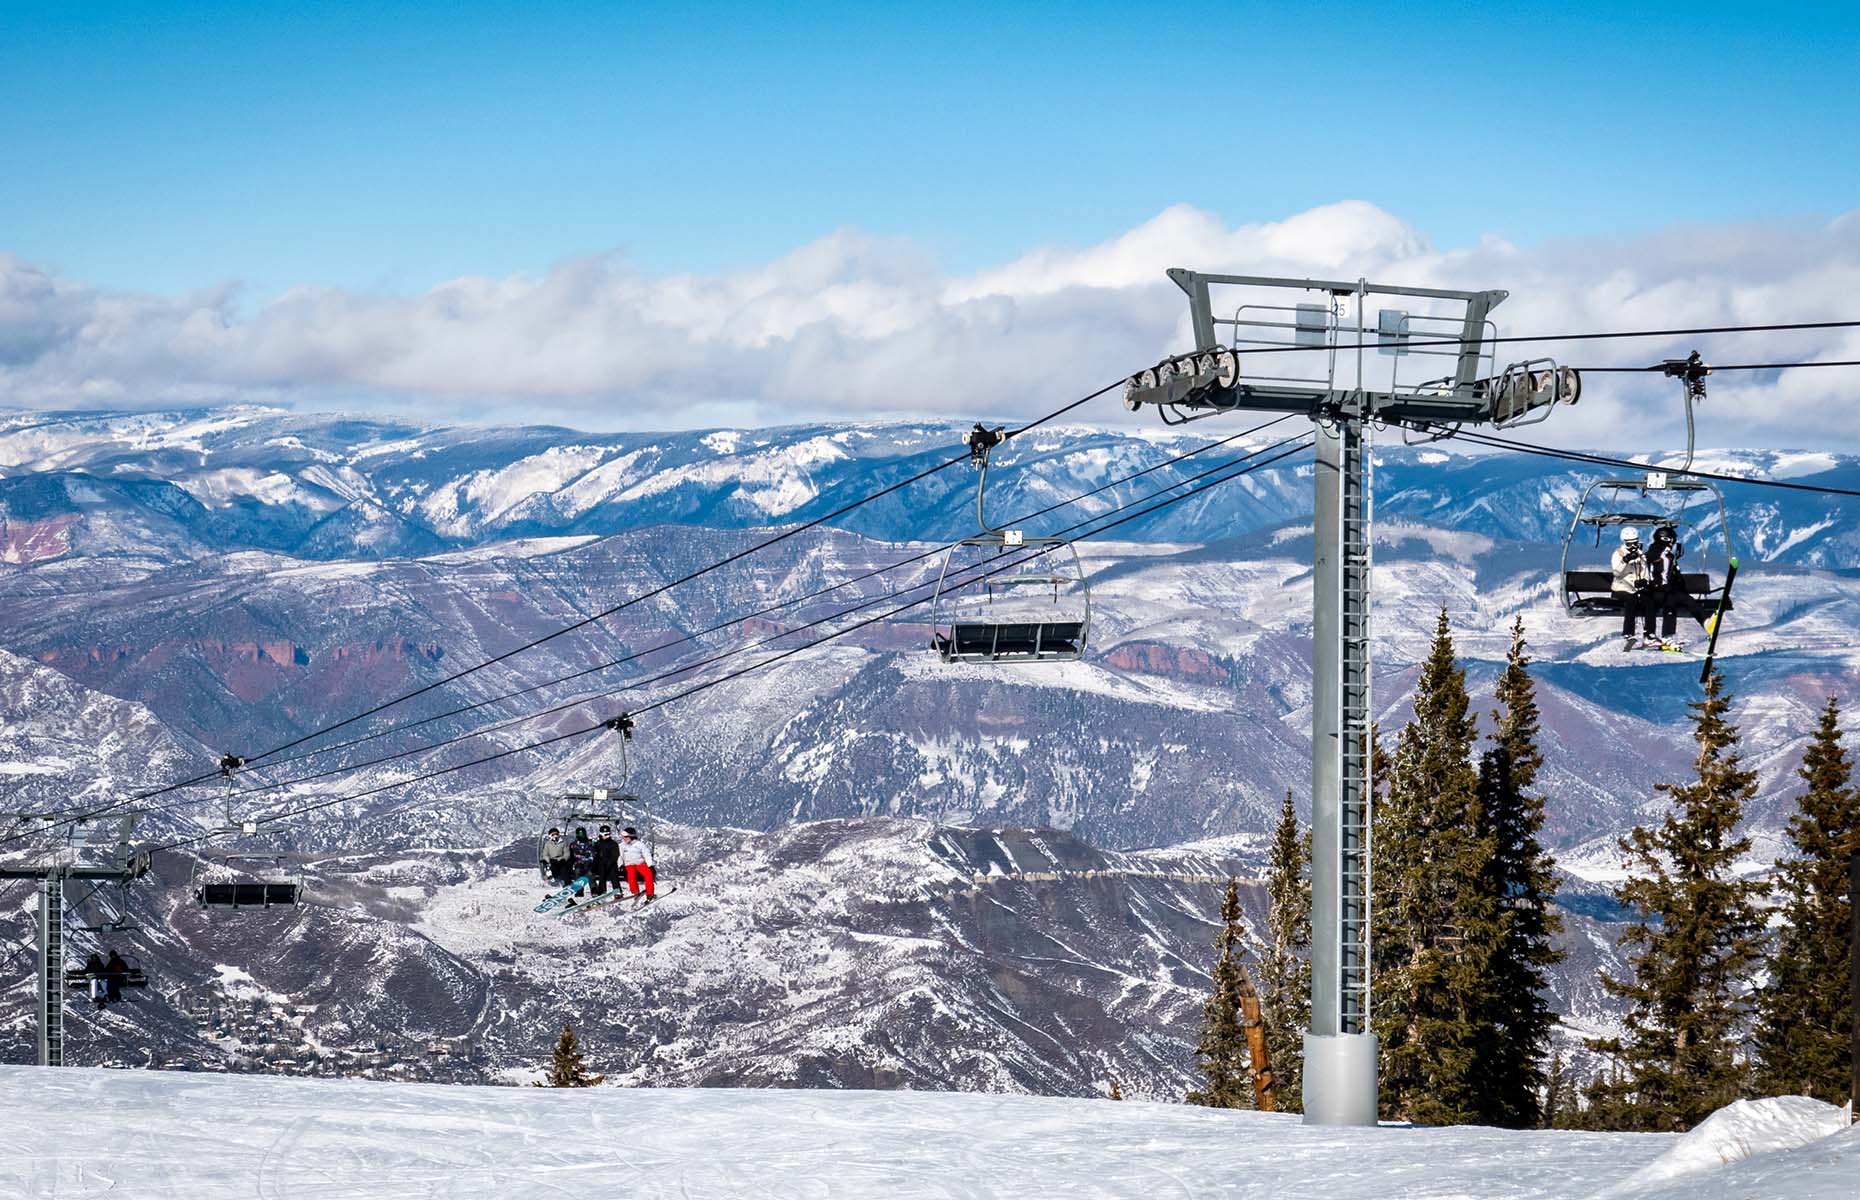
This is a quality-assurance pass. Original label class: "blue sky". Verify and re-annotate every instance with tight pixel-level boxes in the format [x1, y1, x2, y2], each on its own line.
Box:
[3, 1, 1856, 297]
[2, 1, 1858, 444]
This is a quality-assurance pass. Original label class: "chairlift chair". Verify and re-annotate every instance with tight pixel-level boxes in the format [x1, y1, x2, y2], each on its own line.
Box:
[930, 425, 1093, 664]
[1557, 356, 1737, 618]
[64, 955, 148, 992]
[1558, 474, 1734, 615]
[541, 791, 653, 866]
[191, 757, 305, 911]
[190, 849, 305, 910]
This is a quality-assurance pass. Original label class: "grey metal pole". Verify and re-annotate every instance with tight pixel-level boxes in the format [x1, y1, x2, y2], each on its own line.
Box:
[1310, 420, 1343, 1039]
[1303, 417, 1379, 1125]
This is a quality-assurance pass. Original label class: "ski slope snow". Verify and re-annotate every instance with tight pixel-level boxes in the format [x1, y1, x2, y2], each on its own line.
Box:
[1, 1067, 1853, 1199]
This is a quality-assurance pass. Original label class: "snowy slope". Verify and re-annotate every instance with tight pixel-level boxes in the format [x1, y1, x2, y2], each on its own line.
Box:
[3, 1067, 1855, 1199]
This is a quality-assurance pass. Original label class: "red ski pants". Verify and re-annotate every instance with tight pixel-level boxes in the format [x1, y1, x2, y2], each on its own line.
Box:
[625, 864, 656, 897]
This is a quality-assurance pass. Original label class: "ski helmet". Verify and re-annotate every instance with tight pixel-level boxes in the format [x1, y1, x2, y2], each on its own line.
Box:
[1620, 526, 1641, 543]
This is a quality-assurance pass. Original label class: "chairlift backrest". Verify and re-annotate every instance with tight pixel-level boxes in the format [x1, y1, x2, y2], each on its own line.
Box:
[191, 850, 305, 912]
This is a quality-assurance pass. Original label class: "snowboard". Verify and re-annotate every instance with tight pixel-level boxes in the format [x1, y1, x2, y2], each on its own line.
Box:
[558, 884, 677, 917]
[534, 876, 591, 914]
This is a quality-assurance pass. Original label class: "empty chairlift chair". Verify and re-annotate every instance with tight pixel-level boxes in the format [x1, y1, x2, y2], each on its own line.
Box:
[191, 851, 305, 911]
[930, 425, 1092, 664]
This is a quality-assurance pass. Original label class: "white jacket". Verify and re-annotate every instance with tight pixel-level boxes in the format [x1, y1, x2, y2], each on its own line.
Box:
[618, 839, 653, 867]
[1611, 545, 1649, 594]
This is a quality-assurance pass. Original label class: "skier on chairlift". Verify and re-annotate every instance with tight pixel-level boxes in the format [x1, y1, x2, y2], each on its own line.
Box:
[1648, 524, 1708, 650]
[1610, 527, 1657, 651]
[539, 827, 574, 889]
[103, 950, 129, 1004]
[78, 951, 106, 1007]
[589, 825, 623, 897]
[618, 827, 656, 901]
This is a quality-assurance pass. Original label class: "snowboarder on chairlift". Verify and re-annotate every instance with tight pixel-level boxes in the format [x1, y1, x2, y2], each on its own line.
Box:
[539, 827, 574, 888]
[589, 825, 623, 897]
[618, 826, 656, 900]
[1647, 524, 1707, 649]
[569, 827, 595, 878]
[1610, 527, 1657, 650]
[103, 950, 129, 1004]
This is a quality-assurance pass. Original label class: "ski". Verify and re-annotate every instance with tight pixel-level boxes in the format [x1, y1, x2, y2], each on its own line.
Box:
[534, 876, 591, 914]
[558, 884, 677, 917]
[1698, 556, 1738, 685]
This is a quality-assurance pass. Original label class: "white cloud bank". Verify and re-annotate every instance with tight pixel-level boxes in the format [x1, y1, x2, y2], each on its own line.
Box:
[4, 200, 1860, 446]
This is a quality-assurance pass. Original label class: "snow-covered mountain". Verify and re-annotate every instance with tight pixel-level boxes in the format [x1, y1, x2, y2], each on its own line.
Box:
[1, 406, 1856, 567]
[0, 407, 1854, 1092]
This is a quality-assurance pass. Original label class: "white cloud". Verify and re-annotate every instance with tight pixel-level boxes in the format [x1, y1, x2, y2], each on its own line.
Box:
[3, 202, 1859, 448]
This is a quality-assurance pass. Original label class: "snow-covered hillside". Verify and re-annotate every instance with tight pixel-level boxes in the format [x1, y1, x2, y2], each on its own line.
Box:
[3, 1068, 1854, 1199]
[1, 407, 1857, 566]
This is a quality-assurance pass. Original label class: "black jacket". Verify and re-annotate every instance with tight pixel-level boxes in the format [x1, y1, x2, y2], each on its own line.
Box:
[591, 837, 621, 874]
[1649, 535, 1684, 590]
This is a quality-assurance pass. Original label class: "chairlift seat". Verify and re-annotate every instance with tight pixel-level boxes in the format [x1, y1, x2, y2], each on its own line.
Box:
[1562, 571, 1728, 614]
[935, 621, 1085, 663]
[989, 572, 1069, 588]
[195, 880, 303, 910]
[64, 965, 147, 989]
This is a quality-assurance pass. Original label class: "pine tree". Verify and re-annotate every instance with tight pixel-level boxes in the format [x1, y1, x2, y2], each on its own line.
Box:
[1257, 790, 1312, 1113]
[1586, 671, 1769, 1131]
[1371, 608, 1503, 1125]
[535, 1023, 605, 1088]
[1540, 1045, 1577, 1129]
[1751, 695, 1860, 1102]
[1471, 617, 1565, 1128]
[1187, 879, 1263, 1110]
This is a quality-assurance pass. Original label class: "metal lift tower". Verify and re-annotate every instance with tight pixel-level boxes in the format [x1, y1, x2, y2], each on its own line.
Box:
[0, 817, 149, 1066]
[1123, 271, 1579, 1125]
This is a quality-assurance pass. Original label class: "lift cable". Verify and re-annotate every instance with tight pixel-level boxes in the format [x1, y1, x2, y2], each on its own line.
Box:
[1400, 423, 1860, 500]
[0, 415, 1300, 852]
[151, 429, 1316, 817]
[29, 318, 1860, 841]
[141, 434, 1315, 856]
[216, 414, 1300, 778]
[1221, 318, 1860, 361]
[1573, 359, 1860, 373]
[17, 377, 1129, 832]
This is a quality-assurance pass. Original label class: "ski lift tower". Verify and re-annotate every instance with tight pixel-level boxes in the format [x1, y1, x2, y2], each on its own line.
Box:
[0, 815, 150, 1066]
[1122, 271, 1579, 1125]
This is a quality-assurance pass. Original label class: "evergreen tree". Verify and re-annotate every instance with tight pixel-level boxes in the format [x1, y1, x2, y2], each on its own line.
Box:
[1371, 608, 1503, 1125]
[1540, 1045, 1578, 1129]
[536, 1022, 605, 1088]
[1471, 617, 1566, 1128]
[1257, 790, 1312, 1113]
[1586, 671, 1768, 1131]
[1751, 695, 1860, 1102]
[1188, 879, 1261, 1110]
